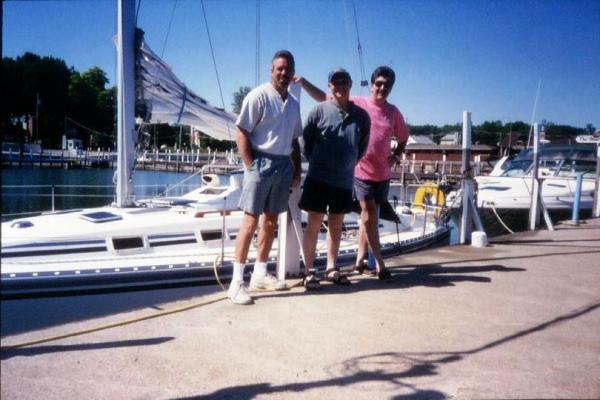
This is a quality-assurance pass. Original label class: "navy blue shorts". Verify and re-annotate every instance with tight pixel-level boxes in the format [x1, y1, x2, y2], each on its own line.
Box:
[299, 176, 353, 214]
[353, 178, 390, 205]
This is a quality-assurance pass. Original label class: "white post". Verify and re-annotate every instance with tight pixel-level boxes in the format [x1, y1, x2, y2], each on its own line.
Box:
[459, 111, 472, 244]
[594, 143, 600, 217]
[115, 0, 135, 207]
[529, 123, 541, 230]
[277, 187, 303, 279]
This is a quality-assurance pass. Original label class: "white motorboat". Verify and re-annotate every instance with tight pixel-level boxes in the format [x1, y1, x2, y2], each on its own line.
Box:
[448, 144, 597, 211]
[1, 1, 450, 297]
[445, 144, 597, 235]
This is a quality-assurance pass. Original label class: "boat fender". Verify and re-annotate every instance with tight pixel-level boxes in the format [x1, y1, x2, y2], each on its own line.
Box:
[413, 183, 445, 210]
[202, 174, 220, 187]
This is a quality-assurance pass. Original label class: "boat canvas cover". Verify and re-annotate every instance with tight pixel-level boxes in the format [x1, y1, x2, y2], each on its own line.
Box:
[138, 39, 237, 141]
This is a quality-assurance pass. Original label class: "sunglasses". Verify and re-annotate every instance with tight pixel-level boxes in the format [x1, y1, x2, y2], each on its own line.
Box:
[373, 80, 393, 88]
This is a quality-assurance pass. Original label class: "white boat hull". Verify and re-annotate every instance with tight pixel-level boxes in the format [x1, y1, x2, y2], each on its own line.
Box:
[447, 175, 595, 211]
[1, 204, 450, 297]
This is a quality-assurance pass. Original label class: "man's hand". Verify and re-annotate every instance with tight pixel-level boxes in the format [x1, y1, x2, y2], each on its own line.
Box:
[236, 127, 254, 168]
[291, 171, 301, 188]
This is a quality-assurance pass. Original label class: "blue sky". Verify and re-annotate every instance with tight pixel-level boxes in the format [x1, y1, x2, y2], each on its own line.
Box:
[4, 0, 600, 129]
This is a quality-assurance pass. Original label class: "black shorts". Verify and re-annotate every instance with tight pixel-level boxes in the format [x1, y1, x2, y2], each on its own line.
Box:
[299, 176, 353, 214]
[353, 178, 390, 205]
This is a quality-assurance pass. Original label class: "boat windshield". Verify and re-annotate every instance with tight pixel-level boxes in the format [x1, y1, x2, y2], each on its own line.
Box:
[501, 145, 597, 178]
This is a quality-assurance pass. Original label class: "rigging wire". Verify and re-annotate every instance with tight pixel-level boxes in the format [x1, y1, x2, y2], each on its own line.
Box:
[352, 1, 369, 89]
[161, 0, 179, 58]
[65, 116, 112, 138]
[256, 0, 261, 87]
[200, 0, 233, 144]
[526, 78, 542, 148]
[135, 0, 142, 26]
[341, 0, 355, 74]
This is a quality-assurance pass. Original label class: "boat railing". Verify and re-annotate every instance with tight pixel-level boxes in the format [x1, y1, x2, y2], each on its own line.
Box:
[1, 183, 200, 220]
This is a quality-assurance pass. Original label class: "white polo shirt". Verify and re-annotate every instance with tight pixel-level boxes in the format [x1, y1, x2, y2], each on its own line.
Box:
[236, 82, 302, 156]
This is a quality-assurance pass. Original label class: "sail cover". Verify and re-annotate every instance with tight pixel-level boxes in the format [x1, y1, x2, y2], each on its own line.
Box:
[137, 37, 237, 142]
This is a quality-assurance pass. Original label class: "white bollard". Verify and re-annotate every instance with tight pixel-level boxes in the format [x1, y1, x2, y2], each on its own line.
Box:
[471, 231, 488, 247]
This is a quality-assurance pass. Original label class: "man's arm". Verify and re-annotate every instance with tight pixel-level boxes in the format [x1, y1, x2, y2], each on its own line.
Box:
[390, 110, 409, 165]
[293, 76, 326, 102]
[357, 115, 370, 161]
[393, 140, 407, 156]
[236, 126, 253, 168]
[290, 139, 301, 188]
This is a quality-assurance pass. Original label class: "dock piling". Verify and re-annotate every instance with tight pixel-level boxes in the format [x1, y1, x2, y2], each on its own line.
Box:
[459, 111, 485, 244]
[528, 123, 554, 231]
[571, 173, 583, 225]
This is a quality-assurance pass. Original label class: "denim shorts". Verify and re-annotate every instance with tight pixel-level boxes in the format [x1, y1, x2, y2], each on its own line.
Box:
[239, 152, 293, 215]
[354, 178, 390, 205]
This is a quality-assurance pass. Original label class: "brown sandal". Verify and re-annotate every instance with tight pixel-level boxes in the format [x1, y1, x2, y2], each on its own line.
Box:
[324, 269, 351, 286]
[353, 262, 376, 277]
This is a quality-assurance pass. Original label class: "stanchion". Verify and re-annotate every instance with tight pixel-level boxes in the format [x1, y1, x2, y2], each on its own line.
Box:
[571, 173, 583, 225]
[458, 111, 485, 244]
[528, 123, 554, 231]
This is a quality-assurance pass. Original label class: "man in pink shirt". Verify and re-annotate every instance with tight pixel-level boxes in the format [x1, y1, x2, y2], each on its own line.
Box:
[300, 66, 409, 280]
[351, 66, 409, 280]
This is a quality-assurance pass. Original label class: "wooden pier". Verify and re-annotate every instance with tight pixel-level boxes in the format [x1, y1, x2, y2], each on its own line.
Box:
[2, 218, 599, 399]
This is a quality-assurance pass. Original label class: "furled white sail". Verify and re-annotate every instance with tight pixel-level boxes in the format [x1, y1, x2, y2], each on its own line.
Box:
[137, 37, 237, 142]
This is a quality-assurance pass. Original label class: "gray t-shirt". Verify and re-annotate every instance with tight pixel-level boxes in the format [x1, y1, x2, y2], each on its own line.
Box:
[303, 100, 370, 190]
[236, 82, 302, 156]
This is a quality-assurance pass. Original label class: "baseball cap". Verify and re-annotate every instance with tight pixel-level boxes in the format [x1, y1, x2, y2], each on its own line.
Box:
[328, 68, 351, 83]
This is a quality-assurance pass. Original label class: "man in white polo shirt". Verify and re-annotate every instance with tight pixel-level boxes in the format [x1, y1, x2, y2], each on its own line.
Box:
[228, 50, 302, 305]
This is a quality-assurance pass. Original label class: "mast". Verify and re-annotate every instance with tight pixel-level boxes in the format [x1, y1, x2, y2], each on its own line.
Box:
[115, 0, 136, 207]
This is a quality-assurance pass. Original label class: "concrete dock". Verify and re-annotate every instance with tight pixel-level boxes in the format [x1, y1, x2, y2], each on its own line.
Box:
[2, 219, 600, 399]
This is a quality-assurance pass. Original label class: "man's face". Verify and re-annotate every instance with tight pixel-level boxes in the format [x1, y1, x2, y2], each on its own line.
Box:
[370, 75, 393, 103]
[328, 76, 352, 102]
[271, 57, 294, 92]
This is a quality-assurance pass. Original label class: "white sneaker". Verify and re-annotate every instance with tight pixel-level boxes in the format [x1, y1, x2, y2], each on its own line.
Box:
[249, 273, 287, 291]
[227, 280, 254, 305]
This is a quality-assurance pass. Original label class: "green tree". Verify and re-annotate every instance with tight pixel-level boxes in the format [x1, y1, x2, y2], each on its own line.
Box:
[231, 86, 251, 114]
[585, 123, 596, 134]
[67, 67, 115, 148]
[473, 120, 504, 146]
[1, 53, 71, 147]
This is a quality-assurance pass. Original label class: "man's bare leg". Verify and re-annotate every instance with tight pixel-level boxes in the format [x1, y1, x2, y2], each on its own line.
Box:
[359, 199, 385, 272]
[255, 212, 279, 263]
[235, 212, 260, 264]
[355, 221, 369, 267]
[229, 212, 260, 305]
[325, 213, 344, 270]
[302, 211, 325, 273]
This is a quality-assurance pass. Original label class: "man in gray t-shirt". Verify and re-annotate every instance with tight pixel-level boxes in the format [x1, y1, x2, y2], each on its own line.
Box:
[228, 50, 303, 305]
[299, 68, 370, 289]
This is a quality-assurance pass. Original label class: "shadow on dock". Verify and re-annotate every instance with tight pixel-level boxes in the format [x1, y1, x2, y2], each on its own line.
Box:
[174, 301, 600, 400]
[1, 337, 174, 360]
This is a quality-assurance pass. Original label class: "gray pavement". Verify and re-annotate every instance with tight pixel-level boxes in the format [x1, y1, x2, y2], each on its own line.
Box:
[2, 219, 600, 399]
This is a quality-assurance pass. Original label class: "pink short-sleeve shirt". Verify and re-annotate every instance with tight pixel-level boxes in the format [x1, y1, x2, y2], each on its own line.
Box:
[351, 96, 409, 182]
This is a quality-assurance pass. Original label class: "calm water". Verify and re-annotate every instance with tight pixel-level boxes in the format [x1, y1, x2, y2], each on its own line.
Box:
[2, 167, 203, 218]
[1, 167, 459, 243]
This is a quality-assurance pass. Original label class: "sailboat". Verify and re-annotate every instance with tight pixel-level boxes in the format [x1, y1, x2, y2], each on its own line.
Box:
[1, 0, 450, 298]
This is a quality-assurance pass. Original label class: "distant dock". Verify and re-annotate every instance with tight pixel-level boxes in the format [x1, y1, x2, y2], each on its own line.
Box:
[3, 148, 491, 184]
